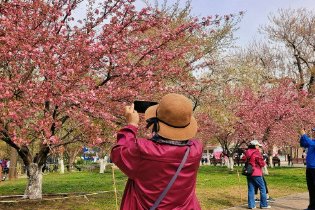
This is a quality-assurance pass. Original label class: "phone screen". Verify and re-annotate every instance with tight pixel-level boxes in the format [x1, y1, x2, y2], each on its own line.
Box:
[134, 101, 158, 113]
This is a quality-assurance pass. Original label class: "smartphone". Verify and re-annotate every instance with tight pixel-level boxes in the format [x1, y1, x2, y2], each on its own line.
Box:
[134, 100, 158, 113]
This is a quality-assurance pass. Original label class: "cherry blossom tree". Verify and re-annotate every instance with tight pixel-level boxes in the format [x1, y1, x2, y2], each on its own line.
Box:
[199, 87, 248, 171]
[0, 0, 241, 199]
[190, 7, 315, 171]
[196, 78, 315, 171]
[235, 80, 315, 150]
[261, 8, 315, 94]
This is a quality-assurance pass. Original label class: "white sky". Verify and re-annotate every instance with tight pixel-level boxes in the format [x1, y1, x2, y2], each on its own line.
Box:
[135, 0, 315, 46]
[74, 0, 315, 46]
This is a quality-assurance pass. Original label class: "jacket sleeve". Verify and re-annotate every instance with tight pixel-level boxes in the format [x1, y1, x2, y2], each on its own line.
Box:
[110, 125, 141, 179]
[300, 134, 315, 148]
[254, 152, 266, 168]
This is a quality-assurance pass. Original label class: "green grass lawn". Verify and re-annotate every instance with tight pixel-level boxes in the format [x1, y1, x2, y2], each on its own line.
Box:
[0, 166, 308, 210]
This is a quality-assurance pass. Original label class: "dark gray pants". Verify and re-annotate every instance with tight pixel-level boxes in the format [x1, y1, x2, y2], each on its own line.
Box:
[306, 168, 315, 210]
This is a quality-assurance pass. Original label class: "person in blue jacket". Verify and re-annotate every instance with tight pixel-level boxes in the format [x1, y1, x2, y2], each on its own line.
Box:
[300, 128, 315, 210]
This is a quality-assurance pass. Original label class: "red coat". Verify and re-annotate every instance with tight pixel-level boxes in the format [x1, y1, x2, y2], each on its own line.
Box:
[111, 125, 202, 210]
[245, 148, 265, 176]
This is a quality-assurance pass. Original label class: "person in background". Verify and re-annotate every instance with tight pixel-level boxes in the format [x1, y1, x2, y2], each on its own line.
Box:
[111, 93, 202, 210]
[245, 140, 271, 209]
[300, 128, 315, 210]
[255, 148, 274, 203]
[302, 149, 307, 165]
[262, 152, 270, 167]
[6, 160, 10, 173]
[1, 158, 8, 181]
[255, 176, 275, 203]
[287, 154, 292, 166]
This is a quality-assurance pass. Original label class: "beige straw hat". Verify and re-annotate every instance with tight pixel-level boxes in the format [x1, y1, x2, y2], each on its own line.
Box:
[144, 93, 198, 140]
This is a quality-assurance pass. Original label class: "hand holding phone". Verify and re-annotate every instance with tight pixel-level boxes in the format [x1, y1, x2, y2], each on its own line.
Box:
[134, 100, 158, 113]
[125, 104, 139, 127]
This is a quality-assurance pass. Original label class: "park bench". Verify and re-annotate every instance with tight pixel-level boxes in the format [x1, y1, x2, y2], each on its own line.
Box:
[272, 156, 280, 167]
[210, 158, 222, 166]
[291, 158, 305, 165]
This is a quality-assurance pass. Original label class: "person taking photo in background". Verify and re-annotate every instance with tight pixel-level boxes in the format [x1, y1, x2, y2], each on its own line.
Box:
[300, 128, 315, 210]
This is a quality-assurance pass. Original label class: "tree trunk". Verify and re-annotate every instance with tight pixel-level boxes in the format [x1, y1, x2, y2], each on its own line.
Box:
[23, 163, 43, 199]
[99, 158, 105, 173]
[65, 147, 82, 172]
[9, 147, 18, 180]
[228, 156, 234, 171]
[67, 162, 73, 172]
[269, 156, 273, 168]
[67, 155, 76, 172]
[206, 155, 210, 166]
[58, 157, 64, 174]
[17, 162, 22, 176]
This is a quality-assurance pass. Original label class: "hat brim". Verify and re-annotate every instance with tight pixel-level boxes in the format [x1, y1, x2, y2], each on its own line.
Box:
[144, 104, 198, 140]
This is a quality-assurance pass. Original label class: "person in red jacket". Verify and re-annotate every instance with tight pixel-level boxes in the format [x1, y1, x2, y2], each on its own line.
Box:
[111, 93, 202, 210]
[245, 140, 271, 209]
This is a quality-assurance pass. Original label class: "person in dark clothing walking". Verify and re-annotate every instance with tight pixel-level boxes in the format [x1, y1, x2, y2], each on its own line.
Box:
[287, 154, 292, 166]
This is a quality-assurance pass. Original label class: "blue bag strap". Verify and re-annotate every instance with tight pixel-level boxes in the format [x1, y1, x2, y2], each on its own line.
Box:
[149, 146, 190, 210]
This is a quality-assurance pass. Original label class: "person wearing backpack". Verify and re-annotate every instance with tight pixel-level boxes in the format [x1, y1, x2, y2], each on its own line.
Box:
[245, 140, 271, 209]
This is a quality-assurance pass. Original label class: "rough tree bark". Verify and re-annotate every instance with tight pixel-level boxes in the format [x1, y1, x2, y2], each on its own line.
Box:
[9, 147, 18, 180]
[23, 163, 43, 199]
